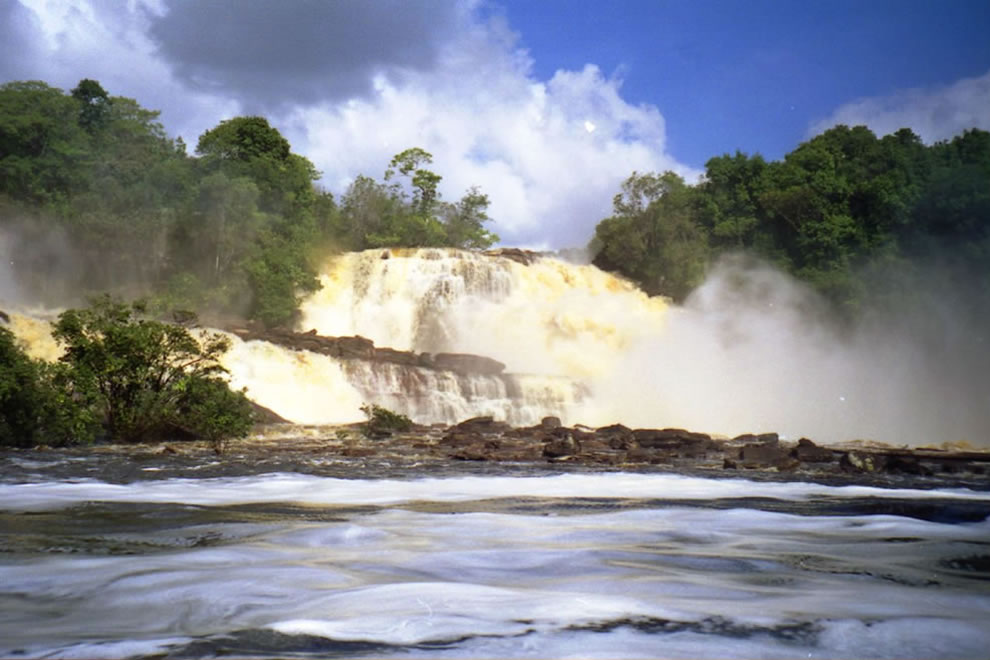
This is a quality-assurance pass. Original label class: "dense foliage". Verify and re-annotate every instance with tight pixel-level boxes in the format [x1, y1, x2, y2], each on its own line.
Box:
[0, 79, 498, 327]
[0, 298, 253, 449]
[590, 125, 990, 312]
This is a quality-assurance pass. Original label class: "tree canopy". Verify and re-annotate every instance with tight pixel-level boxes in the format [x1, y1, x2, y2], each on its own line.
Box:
[0, 79, 499, 328]
[590, 125, 990, 313]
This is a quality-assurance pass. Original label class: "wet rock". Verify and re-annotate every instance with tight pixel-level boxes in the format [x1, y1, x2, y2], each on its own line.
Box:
[484, 247, 542, 266]
[886, 455, 932, 476]
[450, 441, 500, 461]
[733, 432, 779, 446]
[543, 431, 580, 459]
[739, 442, 792, 469]
[249, 400, 292, 424]
[440, 431, 485, 447]
[793, 438, 834, 463]
[541, 416, 562, 430]
[433, 353, 505, 375]
[452, 416, 511, 434]
[634, 428, 714, 457]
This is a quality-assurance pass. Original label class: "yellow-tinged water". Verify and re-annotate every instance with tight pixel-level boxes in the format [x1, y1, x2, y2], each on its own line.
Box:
[6, 313, 62, 361]
[300, 248, 669, 380]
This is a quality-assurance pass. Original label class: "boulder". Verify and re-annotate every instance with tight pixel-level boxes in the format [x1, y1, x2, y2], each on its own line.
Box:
[733, 432, 779, 446]
[634, 428, 714, 457]
[540, 416, 562, 430]
[739, 442, 792, 469]
[451, 416, 511, 434]
[793, 438, 834, 463]
[543, 431, 580, 459]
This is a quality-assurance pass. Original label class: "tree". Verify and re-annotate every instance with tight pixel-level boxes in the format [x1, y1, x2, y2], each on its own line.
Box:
[441, 187, 499, 249]
[0, 326, 51, 447]
[52, 296, 253, 443]
[71, 78, 111, 134]
[0, 327, 95, 447]
[591, 171, 709, 300]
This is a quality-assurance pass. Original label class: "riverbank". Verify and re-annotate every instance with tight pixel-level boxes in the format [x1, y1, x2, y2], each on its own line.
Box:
[8, 416, 989, 491]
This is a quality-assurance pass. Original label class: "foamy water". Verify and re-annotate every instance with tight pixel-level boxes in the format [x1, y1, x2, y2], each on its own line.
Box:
[1, 463, 988, 659]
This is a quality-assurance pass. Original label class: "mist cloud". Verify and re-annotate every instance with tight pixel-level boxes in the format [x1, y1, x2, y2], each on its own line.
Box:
[810, 69, 990, 142]
[592, 255, 990, 448]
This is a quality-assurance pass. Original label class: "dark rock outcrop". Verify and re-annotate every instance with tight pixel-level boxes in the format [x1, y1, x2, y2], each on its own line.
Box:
[793, 438, 834, 463]
[227, 325, 505, 376]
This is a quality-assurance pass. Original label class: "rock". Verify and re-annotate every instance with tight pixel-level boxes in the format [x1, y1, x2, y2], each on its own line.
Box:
[433, 353, 506, 375]
[543, 432, 580, 459]
[0, 309, 9, 324]
[793, 438, 834, 463]
[160, 444, 179, 455]
[739, 442, 792, 468]
[540, 416, 562, 430]
[440, 431, 485, 447]
[633, 428, 714, 457]
[335, 335, 376, 360]
[886, 455, 931, 476]
[484, 247, 542, 265]
[249, 400, 292, 424]
[733, 432, 779, 446]
[452, 416, 511, 434]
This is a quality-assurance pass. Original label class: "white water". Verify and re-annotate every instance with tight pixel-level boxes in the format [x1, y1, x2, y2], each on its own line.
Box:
[4, 247, 989, 444]
[1, 469, 988, 659]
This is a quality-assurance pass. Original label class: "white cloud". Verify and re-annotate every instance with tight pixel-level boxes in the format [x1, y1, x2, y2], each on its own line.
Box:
[5, 0, 239, 149]
[810, 69, 990, 142]
[285, 19, 699, 247]
[4, 0, 698, 248]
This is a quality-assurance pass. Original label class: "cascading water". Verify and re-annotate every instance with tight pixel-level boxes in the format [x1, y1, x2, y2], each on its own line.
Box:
[4, 248, 988, 445]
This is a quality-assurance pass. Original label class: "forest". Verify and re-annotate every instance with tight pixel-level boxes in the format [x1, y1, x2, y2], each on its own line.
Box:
[2, 77, 989, 321]
[0, 79, 498, 328]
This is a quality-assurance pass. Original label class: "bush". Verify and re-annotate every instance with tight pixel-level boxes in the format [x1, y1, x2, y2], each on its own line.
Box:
[360, 403, 412, 438]
[51, 295, 253, 445]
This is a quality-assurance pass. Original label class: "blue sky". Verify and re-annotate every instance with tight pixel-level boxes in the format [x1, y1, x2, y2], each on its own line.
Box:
[1, 0, 989, 247]
[498, 0, 990, 167]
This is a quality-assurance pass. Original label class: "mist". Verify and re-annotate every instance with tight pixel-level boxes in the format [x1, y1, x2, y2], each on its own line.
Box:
[588, 254, 989, 448]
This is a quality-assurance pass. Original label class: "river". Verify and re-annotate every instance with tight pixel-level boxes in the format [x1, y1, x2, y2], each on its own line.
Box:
[2, 446, 989, 659]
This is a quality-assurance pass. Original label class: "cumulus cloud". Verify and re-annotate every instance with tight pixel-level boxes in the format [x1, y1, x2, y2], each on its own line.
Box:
[288, 19, 699, 247]
[810, 69, 990, 142]
[2, 0, 697, 248]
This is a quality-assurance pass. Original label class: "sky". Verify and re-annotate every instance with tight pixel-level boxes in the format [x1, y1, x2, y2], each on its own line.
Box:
[2, 0, 989, 249]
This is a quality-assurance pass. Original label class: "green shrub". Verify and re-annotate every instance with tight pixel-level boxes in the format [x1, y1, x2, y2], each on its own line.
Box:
[360, 403, 412, 438]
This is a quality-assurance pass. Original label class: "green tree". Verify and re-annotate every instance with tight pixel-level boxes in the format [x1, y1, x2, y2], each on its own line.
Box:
[0, 327, 95, 447]
[71, 78, 111, 134]
[591, 171, 709, 300]
[52, 296, 253, 443]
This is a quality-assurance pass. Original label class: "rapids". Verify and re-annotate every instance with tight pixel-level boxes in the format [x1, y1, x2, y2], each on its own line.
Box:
[1, 452, 989, 659]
